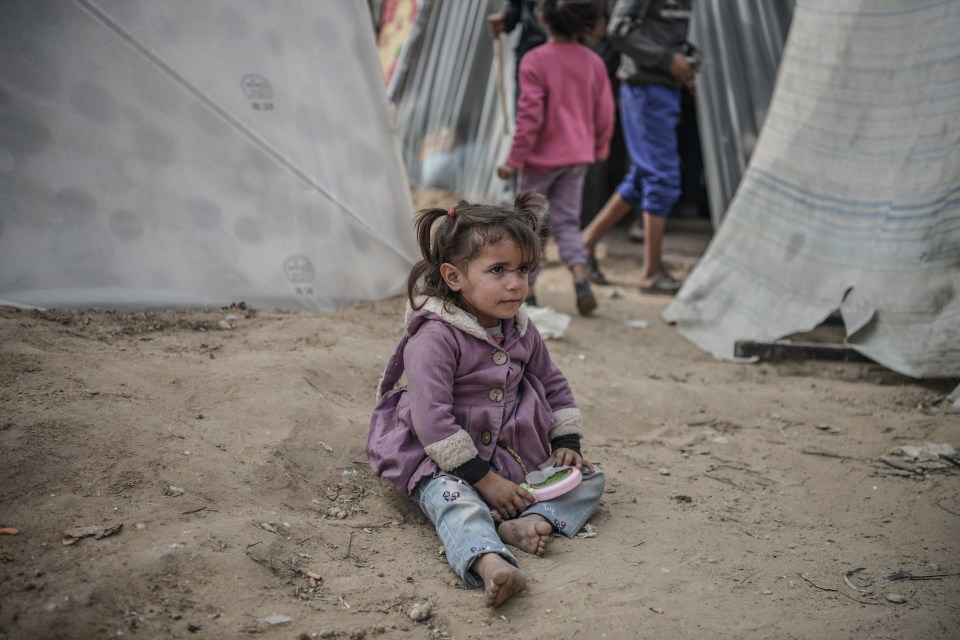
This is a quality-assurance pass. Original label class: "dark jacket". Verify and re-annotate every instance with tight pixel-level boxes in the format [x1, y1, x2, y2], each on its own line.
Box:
[607, 0, 692, 88]
[502, 0, 547, 61]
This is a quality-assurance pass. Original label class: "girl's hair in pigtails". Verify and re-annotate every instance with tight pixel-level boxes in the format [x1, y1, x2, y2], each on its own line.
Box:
[406, 206, 450, 310]
[513, 189, 546, 221]
[539, 0, 602, 40]
[406, 191, 545, 311]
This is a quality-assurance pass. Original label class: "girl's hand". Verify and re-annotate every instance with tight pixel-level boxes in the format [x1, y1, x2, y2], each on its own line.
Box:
[474, 471, 534, 519]
[546, 448, 595, 473]
[497, 164, 517, 180]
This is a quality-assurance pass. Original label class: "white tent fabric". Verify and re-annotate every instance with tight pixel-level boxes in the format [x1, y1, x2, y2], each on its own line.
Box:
[0, 0, 417, 311]
[664, 0, 960, 379]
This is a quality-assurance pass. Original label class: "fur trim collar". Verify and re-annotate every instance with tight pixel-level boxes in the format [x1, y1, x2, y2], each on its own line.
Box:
[406, 296, 529, 341]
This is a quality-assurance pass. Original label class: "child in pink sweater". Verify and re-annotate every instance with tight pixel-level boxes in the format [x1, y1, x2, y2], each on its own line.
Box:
[497, 0, 615, 316]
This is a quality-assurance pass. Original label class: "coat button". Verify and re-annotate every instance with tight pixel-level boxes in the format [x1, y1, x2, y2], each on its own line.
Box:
[481, 430, 492, 445]
[492, 351, 508, 365]
[488, 388, 504, 402]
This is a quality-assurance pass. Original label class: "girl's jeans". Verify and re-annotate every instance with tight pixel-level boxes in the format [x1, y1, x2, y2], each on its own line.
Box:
[414, 467, 605, 587]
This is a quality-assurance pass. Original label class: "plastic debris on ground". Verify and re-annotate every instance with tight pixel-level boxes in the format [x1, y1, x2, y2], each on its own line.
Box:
[62, 523, 122, 545]
[525, 306, 571, 339]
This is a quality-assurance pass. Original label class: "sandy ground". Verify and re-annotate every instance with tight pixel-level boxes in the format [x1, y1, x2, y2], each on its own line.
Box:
[2, 192, 959, 640]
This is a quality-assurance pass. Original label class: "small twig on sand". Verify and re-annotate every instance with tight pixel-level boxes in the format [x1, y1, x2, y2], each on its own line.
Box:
[797, 573, 837, 591]
[304, 377, 325, 399]
[704, 464, 803, 487]
[732, 573, 756, 592]
[347, 520, 399, 530]
[801, 447, 863, 461]
[181, 506, 208, 515]
[703, 466, 736, 486]
[936, 501, 960, 517]
[879, 458, 919, 473]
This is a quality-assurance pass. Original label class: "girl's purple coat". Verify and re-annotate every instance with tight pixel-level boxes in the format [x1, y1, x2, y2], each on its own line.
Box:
[367, 297, 583, 497]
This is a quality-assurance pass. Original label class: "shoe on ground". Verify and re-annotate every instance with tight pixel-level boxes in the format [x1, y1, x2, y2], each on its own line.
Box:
[639, 273, 682, 295]
[587, 255, 608, 285]
[575, 281, 597, 316]
[628, 219, 644, 243]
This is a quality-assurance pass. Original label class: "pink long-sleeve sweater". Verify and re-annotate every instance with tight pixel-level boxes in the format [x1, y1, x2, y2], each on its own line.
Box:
[506, 42, 615, 173]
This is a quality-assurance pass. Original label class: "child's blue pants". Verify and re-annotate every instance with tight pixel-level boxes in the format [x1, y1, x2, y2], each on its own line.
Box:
[616, 82, 682, 217]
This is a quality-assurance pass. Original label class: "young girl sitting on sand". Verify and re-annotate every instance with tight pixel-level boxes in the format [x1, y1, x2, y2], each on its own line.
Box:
[367, 191, 604, 608]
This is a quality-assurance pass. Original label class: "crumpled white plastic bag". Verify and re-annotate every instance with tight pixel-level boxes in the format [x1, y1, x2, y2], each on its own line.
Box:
[525, 306, 571, 340]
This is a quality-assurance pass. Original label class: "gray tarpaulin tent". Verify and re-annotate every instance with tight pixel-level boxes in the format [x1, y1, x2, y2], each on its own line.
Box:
[665, 0, 960, 379]
[389, 0, 516, 203]
[690, 0, 795, 228]
[0, 0, 417, 311]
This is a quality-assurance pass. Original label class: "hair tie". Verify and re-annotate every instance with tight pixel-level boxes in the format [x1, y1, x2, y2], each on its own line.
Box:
[446, 208, 455, 217]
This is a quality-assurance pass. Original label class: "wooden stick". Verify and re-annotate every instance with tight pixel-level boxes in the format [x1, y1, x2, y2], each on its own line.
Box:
[797, 573, 837, 591]
[494, 37, 510, 136]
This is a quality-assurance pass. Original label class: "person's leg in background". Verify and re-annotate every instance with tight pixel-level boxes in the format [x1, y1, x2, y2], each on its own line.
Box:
[634, 83, 682, 291]
[517, 169, 557, 307]
[543, 164, 596, 315]
[520, 166, 597, 315]
[581, 82, 653, 286]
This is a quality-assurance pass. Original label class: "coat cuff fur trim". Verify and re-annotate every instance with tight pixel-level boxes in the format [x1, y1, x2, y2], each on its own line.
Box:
[548, 407, 583, 441]
[424, 429, 479, 471]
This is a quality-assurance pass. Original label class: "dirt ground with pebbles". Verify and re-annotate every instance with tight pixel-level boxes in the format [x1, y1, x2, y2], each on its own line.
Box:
[1, 191, 959, 639]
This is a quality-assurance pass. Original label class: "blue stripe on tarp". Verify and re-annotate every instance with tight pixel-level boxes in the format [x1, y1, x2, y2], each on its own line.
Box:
[738, 187, 960, 232]
[773, 71, 960, 97]
[741, 201, 960, 262]
[747, 168, 960, 217]
[760, 128, 958, 164]
[773, 82, 960, 110]
[785, 51, 960, 75]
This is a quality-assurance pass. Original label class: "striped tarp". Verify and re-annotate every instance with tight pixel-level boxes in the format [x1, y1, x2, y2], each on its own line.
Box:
[664, 0, 960, 378]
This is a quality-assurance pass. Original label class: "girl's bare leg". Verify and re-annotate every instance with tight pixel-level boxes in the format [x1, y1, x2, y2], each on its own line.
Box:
[498, 515, 553, 556]
[472, 553, 527, 608]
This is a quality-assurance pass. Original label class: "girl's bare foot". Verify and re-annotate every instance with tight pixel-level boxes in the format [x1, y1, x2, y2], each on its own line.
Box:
[472, 553, 527, 608]
[498, 515, 553, 556]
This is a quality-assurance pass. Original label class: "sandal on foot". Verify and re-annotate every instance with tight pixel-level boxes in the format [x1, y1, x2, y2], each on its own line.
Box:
[639, 273, 682, 295]
[586, 255, 608, 285]
[575, 281, 597, 316]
